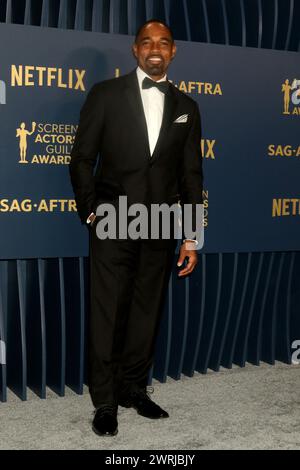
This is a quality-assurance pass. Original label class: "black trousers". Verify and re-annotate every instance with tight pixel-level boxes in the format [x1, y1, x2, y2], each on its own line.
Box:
[88, 228, 176, 408]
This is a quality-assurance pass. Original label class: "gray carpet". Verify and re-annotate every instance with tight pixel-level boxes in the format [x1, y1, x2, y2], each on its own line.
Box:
[0, 362, 299, 450]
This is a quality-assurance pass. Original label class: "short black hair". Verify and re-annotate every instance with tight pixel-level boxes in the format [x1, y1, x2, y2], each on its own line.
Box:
[135, 19, 174, 43]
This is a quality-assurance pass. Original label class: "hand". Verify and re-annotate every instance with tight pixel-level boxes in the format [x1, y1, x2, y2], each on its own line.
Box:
[90, 214, 97, 226]
[177, 242, 198, 277]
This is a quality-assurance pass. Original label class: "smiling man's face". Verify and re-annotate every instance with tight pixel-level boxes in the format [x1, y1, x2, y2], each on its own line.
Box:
[133, 22, 176, 81]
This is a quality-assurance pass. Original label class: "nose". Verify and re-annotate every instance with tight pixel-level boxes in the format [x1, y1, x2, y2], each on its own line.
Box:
[150, 41, 160, 53]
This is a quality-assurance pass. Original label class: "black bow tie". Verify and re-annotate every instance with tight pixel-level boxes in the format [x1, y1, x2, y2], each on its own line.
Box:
[142, 76, 169, 94]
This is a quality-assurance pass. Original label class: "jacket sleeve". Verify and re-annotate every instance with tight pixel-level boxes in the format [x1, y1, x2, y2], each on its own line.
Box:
[69, 84, 104, 224]
[179, 101, 204, 240]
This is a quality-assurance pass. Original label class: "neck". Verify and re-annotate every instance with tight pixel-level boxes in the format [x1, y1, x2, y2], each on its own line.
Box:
[148, 73, 165, 81]
[138, 66, 166, 81]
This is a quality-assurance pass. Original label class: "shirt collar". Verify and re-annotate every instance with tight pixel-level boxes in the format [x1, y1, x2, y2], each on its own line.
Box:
[136, 66, 167, 89]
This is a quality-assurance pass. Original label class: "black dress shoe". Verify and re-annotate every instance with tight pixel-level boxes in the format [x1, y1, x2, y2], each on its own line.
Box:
[92, 404, 118, 436]
[119, 388, 169, 419]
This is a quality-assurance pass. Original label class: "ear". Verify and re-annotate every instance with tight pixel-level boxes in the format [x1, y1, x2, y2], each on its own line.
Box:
[171, 43, 177, 60]
[132, 43, 138, 59]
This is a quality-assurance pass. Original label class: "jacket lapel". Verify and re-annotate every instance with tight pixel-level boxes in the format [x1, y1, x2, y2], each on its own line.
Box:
[123, 71, 178, 163]
[124, 71, 151, 158]
[150, 85, 178, 163]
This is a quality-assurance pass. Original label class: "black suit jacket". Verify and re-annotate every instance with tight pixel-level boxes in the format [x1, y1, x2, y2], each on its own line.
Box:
[69, 69, 203, 236]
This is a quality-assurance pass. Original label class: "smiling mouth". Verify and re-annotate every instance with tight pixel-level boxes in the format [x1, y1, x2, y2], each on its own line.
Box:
[147, 56, 163, 64]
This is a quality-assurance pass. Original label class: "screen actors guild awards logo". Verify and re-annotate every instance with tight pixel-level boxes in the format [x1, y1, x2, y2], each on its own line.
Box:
[16, 122, 36, 163]
[281, 79, 300, 115]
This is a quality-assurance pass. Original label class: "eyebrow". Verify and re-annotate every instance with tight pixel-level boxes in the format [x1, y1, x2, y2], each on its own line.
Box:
[139, 36, 172, 42]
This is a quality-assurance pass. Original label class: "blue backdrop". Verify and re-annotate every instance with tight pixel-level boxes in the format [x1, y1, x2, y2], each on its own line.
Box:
[0, 23, 299, 258]
[0, 5, 300, 404]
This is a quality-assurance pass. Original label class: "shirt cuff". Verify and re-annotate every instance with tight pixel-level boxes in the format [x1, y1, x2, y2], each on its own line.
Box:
[183, 239, 199, 245]
[86, 212, 95, 224]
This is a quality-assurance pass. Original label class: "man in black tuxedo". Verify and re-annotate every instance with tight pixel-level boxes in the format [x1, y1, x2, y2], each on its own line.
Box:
[69, 19, 203, 436]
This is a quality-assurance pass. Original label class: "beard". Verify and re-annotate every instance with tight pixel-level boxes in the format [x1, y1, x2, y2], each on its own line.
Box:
[147, 65, 164, 76]
[144, 57, 165, 77]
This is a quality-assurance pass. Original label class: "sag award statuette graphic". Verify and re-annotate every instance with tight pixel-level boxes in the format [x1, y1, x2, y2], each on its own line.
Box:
[282, 79, 292, 114]
[16, 121, 36, 163]
[281, 78, 300, 115]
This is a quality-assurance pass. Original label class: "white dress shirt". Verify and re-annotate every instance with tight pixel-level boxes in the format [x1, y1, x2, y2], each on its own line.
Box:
[136, 66, 166, 156]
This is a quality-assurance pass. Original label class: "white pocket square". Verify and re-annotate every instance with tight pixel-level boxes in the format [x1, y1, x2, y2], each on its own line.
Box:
[174, 114, 188, 123]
